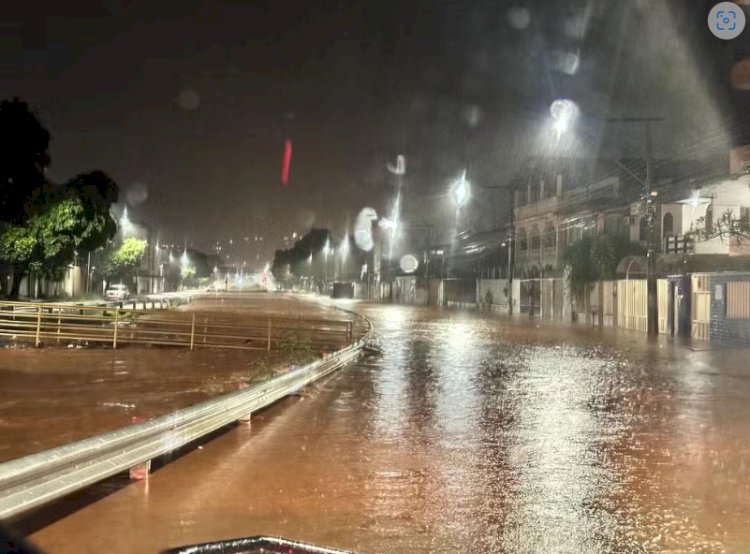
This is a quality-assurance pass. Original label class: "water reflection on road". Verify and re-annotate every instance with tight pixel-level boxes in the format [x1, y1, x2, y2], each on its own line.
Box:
[31, 303, 750, 553]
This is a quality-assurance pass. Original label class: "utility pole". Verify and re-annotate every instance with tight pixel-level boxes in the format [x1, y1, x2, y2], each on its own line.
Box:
[603, 116, 663, 336]
[644, 120, 658, 336]
[507, 185, 515, 316]
[480, 183, 516, 315]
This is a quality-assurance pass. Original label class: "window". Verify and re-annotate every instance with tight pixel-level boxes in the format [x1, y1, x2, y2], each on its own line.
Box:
[530, 226, 541, 249]
[662, 212, 673, 238]
[740, 207, 750, 230]
[543, 222, 556, 247]
[517, 228, 528, 251]
[639, 217, 648, 241]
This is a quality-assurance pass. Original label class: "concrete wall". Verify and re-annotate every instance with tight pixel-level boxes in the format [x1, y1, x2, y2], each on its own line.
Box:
[478, 279, 509, 312]
[18, 266, 85, 299]
[443, 278, 477, 308]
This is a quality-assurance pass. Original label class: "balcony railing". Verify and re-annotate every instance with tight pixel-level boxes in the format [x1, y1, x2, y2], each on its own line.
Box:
[664, 235, 694, 254]
[515, 196, 560, 221]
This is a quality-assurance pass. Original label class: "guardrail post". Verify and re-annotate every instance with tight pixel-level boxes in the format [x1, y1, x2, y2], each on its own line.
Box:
[267, 319, 272, 351]
[35, 305, 42, 347]
[129, 416, 151, 480]
[113, 310, 119, 349]
[190, 314, 196, 351]
[347, 321, 353, 341]
[56, 314, 61, 344]
[237, 383, 252, 424]
[202, 318, 207, 344]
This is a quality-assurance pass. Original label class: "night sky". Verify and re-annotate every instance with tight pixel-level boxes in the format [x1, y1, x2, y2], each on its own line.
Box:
[2, 1, 748, 264]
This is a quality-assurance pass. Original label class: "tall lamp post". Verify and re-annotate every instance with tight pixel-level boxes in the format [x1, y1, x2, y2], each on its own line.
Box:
[308, 251, 313, 292]
[552, 99, 662, 334]
[602, 116, 663, 336]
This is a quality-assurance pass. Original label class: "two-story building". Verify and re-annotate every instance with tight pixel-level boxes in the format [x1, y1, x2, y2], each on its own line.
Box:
[513, 159, 640, 278]
[628, 173, 750, 258]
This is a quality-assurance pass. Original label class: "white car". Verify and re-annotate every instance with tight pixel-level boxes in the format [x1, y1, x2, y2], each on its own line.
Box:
[105, 284, 130, 301]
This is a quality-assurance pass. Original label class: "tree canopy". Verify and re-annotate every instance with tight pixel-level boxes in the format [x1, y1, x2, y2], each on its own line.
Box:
[271, 228, 332, 285]
[0, 99, 50, 224]
[102, 237, 147, 283]
[564, 233, 644, 303]
[0, 99, 119, 297]
[690, 208, 750, 243]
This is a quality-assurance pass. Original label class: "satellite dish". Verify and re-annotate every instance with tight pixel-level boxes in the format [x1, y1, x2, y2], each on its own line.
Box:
[399, 254, 419, 274]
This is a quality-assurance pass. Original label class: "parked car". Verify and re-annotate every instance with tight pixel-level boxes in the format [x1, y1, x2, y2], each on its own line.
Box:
[105, 284, 130, 301]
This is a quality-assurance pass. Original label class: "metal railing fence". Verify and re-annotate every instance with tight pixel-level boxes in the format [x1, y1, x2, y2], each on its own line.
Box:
[0, 301, 356, 351]
[0, 321, 370, 520]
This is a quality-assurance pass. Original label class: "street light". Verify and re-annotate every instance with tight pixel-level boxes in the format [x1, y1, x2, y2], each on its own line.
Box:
[180, 250, 188, 267]
[550, 102, 662, 334]
[120, 207, 132, 236]
[452, 170, 471, 208]
[550, 99, 579, 139]
[340, 237, 349, 259]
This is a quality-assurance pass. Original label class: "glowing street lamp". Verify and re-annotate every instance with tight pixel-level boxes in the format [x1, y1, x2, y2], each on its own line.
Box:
[120, 206, 132, 236]
[180, 250, 189, 267]
[451, 170, 471, 208]
[550, 98, 579, 139]
[340, 237, 349, 260]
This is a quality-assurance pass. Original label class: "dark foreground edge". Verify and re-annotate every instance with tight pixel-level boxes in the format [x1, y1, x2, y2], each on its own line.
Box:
[161, 535, 353, 554]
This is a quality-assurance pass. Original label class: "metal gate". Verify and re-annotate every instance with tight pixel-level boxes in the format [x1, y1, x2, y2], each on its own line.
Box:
[691, 274, 711, 341]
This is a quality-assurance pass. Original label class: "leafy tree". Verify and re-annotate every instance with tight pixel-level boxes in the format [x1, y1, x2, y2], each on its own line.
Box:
[0, 225, 37, 296]
[102, 238, 147, 285]
[271, 229, 332, 289]
[0, 98, 119, 298]
[0, 99, 50, 224]
[65, 171, 119, 252]
[0, 99, 51, 295]
[564, 232, 644, 323]
[185, 248, 214, 279]
[0, 176, 119, 297]
[690, 208, 750, 243]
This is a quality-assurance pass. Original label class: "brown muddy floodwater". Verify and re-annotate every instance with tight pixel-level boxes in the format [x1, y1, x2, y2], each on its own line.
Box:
[20, 302, 750, 553]
[0, 293, 354, 461]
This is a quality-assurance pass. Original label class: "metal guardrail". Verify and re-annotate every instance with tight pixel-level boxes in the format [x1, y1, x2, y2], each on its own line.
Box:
[0, 300, 356, 351]
[0, 330, 369, 520]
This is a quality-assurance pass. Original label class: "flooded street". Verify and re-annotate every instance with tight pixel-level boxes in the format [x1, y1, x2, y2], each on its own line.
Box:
[26, 302, 750, 553]
[0, 294, 355, 461]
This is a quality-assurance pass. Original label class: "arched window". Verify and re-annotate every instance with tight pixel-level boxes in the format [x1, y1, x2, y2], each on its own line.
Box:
[662, 213, 674, 238]
[543, 222, 556, 247]
[530, 226, 541, 249]
[639, 217, 648, 241]
[517, 228, 528, 251]
[705, 204, 713, 233]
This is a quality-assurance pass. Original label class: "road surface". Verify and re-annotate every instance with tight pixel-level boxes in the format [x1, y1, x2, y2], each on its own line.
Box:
[27, 302, 750, 553]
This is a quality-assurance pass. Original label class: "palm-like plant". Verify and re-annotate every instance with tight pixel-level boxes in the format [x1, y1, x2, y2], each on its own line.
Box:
[564, 232, 643, 323]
